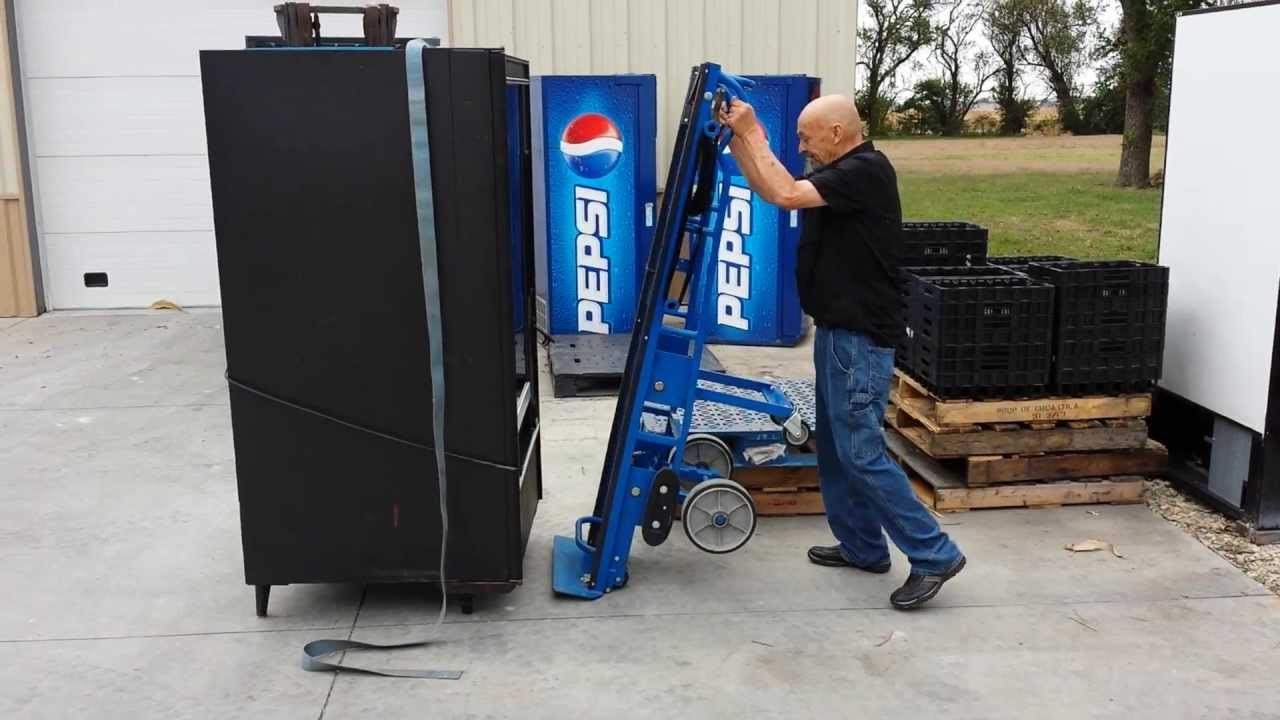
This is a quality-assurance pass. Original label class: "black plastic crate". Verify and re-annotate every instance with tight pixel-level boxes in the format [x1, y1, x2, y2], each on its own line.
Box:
[1022, 260, 1169, 394]
[1052, 335, 1164, 395]
[901, 221, 988, 267]
[897, 265, 1026, 372]
[906, 276, 1055, 398]
[987, 254, 1075, 271]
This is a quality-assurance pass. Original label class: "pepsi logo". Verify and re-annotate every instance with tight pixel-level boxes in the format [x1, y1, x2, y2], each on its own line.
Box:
[561, 113, 623, 179]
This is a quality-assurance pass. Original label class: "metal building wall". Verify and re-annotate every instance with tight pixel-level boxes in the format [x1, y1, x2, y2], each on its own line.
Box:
[448, 0, 856, 185]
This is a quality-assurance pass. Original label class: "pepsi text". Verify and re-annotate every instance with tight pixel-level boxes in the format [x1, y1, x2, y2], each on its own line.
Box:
[717, 183, 752, 330]
[575, 185, 611, 333]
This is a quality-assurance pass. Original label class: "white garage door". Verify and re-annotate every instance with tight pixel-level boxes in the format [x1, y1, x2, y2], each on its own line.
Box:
[13, 1, 448, 309]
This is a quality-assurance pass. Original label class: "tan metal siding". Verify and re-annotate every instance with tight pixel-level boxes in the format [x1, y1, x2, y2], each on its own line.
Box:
[0, 2, 19, 197]
[0, 1, 36, 316]
[816, 0, 857, 91]
[449, 0, 856, 185]
[740, 0, 782, 74]
[780, 1, 821, 73]
[589, 0, 629, 74]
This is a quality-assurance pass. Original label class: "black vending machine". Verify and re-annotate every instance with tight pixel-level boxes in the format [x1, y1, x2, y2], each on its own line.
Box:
[200, 45, 540, 616]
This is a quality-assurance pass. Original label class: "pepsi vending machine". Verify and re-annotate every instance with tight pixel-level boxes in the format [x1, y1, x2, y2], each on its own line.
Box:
[708, 74, 819, 346]
[532, 75, 658, 335]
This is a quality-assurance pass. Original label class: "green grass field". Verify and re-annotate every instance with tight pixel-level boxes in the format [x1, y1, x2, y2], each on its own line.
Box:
[898, 172, 1160, 260]
[878, 135, 1165, 261]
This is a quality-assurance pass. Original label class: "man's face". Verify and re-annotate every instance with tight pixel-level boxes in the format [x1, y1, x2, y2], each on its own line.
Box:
[797, 116, 839, 168]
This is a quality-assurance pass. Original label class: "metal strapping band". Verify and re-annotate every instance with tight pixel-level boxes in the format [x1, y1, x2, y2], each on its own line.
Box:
[300, 38, 461, 680]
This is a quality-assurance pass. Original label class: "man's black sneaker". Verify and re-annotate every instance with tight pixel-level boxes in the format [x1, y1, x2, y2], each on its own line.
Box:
[890, 555, 966, 610]
[807, 545, 891, 573]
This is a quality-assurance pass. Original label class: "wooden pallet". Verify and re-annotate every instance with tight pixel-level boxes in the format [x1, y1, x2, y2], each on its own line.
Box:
[965, 440, 1168, 486]
[891, 370, 1151, 430]
[886, 428, 1146, 511]
[886, 400, 1149, 459]
[749, 488, 826, 516]
[733, 466, 825, 516]
[715, 433, 1160, 516]
[665, 466, 827, 517]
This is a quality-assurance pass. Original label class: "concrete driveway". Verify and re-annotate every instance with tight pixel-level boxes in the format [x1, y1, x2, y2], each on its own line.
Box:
[2, 311, 1278, 719]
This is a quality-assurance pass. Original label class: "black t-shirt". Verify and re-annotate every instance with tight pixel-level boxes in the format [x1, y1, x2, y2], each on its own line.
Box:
[797, 141, 903, 348]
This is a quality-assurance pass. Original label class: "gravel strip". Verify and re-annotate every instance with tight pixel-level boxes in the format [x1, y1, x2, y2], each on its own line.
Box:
[1145, 479, 1280, 594]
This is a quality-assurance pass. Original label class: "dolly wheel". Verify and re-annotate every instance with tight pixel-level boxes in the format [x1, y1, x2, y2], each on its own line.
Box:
[681, 479, 757, 554]
[680, 434, 735, 479]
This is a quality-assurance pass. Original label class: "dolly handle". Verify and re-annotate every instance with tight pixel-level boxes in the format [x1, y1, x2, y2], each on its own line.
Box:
[705, 72, 757, 139]
[574, 516, 601, 555]
[717, 72, 755, 104]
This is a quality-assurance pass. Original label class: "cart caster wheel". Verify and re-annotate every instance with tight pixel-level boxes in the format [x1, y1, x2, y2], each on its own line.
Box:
[770, 414, 810, 447]
[458, 594, 475, 615]
[784, 420, 810, 447]
[255, 585, 271, 618]
[681, 478, 757, 554]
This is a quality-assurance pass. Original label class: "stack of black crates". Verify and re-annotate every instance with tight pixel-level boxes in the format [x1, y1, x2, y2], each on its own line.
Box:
[900, 268, 1055, 399]
[898, 221, 1054, 399]
[897, 221, 992, 381]
[1021, 260, 1170, 395]
[896, 223, 1169, 399]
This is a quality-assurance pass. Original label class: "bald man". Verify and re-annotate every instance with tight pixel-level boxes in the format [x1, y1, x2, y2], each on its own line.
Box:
[720, 94, 965, 610]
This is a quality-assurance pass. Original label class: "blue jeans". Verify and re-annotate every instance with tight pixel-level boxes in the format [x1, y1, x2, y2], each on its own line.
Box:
[813, 327, 962, 574]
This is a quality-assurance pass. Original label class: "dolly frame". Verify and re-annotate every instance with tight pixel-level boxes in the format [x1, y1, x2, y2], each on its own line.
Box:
[553, 63, 805, 598]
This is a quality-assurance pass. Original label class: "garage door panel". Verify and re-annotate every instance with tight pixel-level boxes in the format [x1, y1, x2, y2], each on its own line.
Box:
[36, 156, 213, 235]
[15, 1, 449, 78]
[16, 3, 269, 78]
[27, 77, 206, 157]
[16, 0, 448, 309]
[44, 231, 219, 309]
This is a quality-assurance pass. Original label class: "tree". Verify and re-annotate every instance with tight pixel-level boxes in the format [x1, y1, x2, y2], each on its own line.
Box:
[855, 86, 897, 136]
[1011, 0, 1098, 134]
[931, 0, 1000, 136]
[1113, 0, 1209, 187]
[986, 0, 1036, 134]
[857, 0, 940, 135]
[899, 79, 948, 134]
[1078, 54, 1127, 134]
